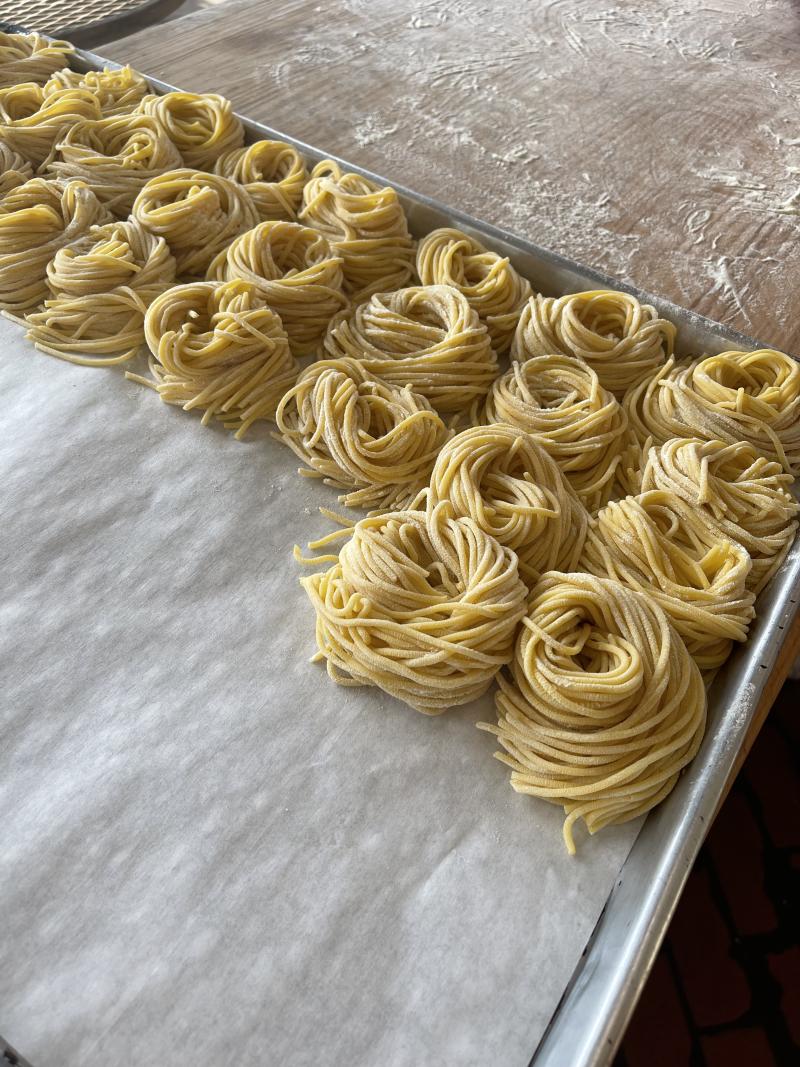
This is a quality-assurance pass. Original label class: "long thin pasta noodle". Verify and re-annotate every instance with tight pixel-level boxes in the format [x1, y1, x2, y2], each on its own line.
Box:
[0, 177, 110, 313]
[0, 32, 73, 89]
[0, 83, 101, 167]
[132, 168, 258, 276]
[43, 65, 149, 116]
[482, 355, 627, 511]
[0, 142, 33, 198]
[137, 91, 244, 170]
[422, 423, 588, 589]
[135, 279, 299, 436]
[24, 218, 176, 366]
[513, 289, 676, 397]
[622, 349, 800, 479]
[641, 437, 799, 595]
[299, 159, 414, 300]
[580, 489, 755, 674]
[275, 356, 452, 510]
[479, 571, 707, 854]
[416, 226, 531, 353]
[323, 284, 498, 414]
[300, 501, 527, 714]
[206, 220, 346, 355]
[214, 140, 308, 221]
[46, 115, 183, 216]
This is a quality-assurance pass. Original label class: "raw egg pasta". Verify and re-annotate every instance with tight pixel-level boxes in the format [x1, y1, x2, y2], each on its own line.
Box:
[0, 32, 73, 89]
[0, 83, 101, 167]
[214, 139, 308, 221]
[137, 91, 244, 170]
[44, 65, 149, 116]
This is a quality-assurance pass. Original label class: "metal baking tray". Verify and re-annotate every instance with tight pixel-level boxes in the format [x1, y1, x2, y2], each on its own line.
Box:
[26, 38, 800, 1067]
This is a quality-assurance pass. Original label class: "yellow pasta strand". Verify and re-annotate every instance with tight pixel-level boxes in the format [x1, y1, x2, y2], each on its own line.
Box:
[43, 65, 149, 116]
[214, 139, 308, 221]
[137, 91, 244, 170]
[0, 82, 101, 167]
[0, 142, 33, 198]
[0, 32, 73, 89]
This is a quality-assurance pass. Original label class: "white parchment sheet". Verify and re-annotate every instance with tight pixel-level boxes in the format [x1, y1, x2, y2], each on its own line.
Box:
[0, 316, 640, 1067]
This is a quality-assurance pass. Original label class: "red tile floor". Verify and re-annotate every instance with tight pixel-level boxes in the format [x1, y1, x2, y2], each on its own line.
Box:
[617, 681, 800, 1067]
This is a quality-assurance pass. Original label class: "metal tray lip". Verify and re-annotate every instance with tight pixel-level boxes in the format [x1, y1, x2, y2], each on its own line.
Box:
[46, 38, 800, 1067]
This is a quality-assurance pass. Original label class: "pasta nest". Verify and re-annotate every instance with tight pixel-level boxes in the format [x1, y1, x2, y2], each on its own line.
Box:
[580, 489, 755, 674]
[214, 139, 308, 221]
[132, 168, 258, 276]
[483, 355, 627, 511]
[622, 349, 800, 481]
[416, 227, 531, 353]
[0, 141, 33, 198]
[44, 65, 149, 116]
[275, 356, 452, 510]
[641, 437, 799, 596]
[322, 284, 498, 414]
[479, 571, 706, 854]
[513, 289, 676, 397]
[137, 91, 244, 170]
[24, 218, 177, 366]
[0, 32, 73, 89]
[299, 159, 415, 300]
[46, 115, 183, 217]
[207, 219, 346, 355]
[139, 279, 299, 437]
[0, 177, 110, 313]
[423, 423, 589, 589]
[0, 82, 101, 167]
[300, 501, 528, 714]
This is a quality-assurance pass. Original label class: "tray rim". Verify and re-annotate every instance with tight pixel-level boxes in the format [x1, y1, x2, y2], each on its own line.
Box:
[27, 37, 800, 1067]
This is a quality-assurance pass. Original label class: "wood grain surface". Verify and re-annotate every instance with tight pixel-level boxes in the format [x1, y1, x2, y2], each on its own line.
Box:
[103, 0, 800, 353]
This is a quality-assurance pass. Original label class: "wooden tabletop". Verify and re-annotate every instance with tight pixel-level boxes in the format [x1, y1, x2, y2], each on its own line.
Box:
[103, 0, 800, 354]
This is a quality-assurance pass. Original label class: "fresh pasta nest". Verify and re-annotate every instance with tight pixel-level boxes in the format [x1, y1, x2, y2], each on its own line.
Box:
[513, 289, 676, 397]
[132, 168, 258, 276]
[44, 65, 149, 116]
[24, 218, 176, 365]
[416, 227, 531, 353]
[300, 159, 415, 300]
[641, 437, 799, 596]
[323, 284, 498, 413]
[580, 489, 755, 674]
[481, 571, 706, 853]
[622, 349, 800, 480]
[207, 219, 346, 355]
[138, 91, 244, 170]
[275, 356, 451, 510]
[422, 423, 589, 587]
[214, 139, 308, 221]
[0, 32, 73, 88]
[0, 82, 101, 167]
[0, 142, 33, 198]
[138, 279, 299, 437]
[483, 355, 627, 511]
[301, 502, 528, 714]
[0, 177, 110, 313]
[46, 115, 183, 216]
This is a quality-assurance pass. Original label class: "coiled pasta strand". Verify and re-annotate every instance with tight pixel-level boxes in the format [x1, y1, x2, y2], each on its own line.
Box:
[43, 65, 149, 116]
[214, 139, 307, 221]
[0, 83, 101, 168]
[137, 91, 244, 169]
[0, 32, 73, 89]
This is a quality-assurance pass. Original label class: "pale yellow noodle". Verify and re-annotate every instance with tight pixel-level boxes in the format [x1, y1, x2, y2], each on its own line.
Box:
[0, 177, 110, 312]
[299, 159, 414, 300]
[134, 279, 299, 437]
[300, 501, 527, 714]
[0, 142, 33, 198]
[416, 226, 531, 352]
[641, 437, 799, 596]
[24, 218, 176, 365]
[0, 33, 73, 89]
[483, 355, 627, 511]
[214, 139, 307, 221]
[422, 423, 589, 588]
[479, 571, 707, 854]
[275, 356, 452, 510]
[206, 220, 346, 355]
[46, 115, 183, 216]
[44, 65, 149, 116]
[513, 289, 676, 397]
[132, 168, 258, 276]
[580, 489, 755, 674]
[323, 284, 498, 414]
[0, 82, 101, 167]
[137, 91, 244, 170]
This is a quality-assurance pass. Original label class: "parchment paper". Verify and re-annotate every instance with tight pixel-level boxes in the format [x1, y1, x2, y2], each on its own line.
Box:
[0, 316, 640, 1067]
